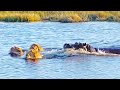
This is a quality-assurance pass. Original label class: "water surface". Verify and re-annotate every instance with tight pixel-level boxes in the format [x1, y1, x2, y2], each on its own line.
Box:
[0, 22, 120, 79]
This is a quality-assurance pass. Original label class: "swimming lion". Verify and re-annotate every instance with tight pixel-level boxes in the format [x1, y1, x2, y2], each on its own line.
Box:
[9, 46, 25, 57]
[29, 43, 44, 52]
[25, 44, 44, 60]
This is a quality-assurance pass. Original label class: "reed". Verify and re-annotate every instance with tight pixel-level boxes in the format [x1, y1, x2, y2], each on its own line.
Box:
[0, 11, 120, 22]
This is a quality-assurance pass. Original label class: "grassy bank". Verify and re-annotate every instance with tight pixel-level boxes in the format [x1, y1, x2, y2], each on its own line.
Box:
[0, 11, 120, 22]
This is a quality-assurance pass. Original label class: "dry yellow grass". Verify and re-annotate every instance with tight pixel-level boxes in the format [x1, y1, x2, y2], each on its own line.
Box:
[0, 11, 120, 22]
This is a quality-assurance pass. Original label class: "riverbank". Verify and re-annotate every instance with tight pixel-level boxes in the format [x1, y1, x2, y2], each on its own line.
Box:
[0, 11, 120, 23]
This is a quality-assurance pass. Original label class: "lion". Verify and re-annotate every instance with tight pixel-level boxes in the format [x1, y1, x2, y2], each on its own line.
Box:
[9, 46, 25, 57]
[25, 44, 44, 60]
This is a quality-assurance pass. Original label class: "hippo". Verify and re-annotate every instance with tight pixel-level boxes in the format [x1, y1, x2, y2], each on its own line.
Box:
[9, 46, 25, 57]
[63, 42, 120, 56]
[63, 42, 97, 52]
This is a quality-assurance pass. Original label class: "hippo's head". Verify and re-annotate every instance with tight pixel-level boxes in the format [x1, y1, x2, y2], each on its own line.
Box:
[63, 43, 72, 49]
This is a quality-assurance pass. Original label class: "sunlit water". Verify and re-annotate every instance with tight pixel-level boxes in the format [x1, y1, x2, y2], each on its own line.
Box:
[0, 21, 120, 79]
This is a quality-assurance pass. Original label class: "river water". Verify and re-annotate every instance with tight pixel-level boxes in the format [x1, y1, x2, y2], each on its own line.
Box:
[0, 21, 120, 79]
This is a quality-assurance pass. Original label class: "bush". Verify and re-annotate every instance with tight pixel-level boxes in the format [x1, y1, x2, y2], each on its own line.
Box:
[59, 17, 73, 23]
[106, 16, 117, 22]
[88, 14, 99, 21]
[0, 11, 120, 22]
[59, 14, 82, 23]
[48, 17, 60, 22]
[70, 14, 82, 22]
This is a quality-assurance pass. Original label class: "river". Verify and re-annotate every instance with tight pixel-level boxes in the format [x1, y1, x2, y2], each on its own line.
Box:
[0, 21, 120, 79]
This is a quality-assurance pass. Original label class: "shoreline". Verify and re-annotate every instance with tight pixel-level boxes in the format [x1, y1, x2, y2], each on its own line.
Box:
[0, 20, 119, 23]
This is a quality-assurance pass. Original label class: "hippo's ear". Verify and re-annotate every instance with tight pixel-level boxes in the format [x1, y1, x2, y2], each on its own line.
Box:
[63, 43, 67, 46]
[63, 44, 67, 48]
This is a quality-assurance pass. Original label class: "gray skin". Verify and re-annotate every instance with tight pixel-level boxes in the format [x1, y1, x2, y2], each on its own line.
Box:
[63, 42, 120, 55]
[63, 42, 97, 52]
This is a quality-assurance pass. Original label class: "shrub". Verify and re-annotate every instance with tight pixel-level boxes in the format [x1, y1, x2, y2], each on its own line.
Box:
[48, 17, 60, 22]
[88, 14, 99, 21]
[70, 14, 82, 22]
[59, 17, 73, 23]
[59, 14, 82, 23]
[106, 16, 117, 22]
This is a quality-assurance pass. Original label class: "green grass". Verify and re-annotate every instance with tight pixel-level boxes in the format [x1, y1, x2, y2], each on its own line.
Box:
[0, 11, 120, 22]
